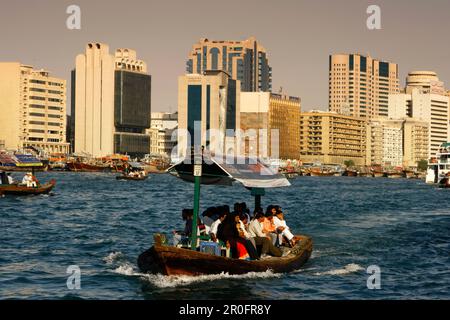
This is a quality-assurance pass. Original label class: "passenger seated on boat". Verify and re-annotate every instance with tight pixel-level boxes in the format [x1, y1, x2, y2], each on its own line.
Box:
[7, 173, 15, 185]
[235, 214, 258, 260]
[217, 212, 258, 260]
[209, 210, 227, 242]
[22, 172, 37, 188]
[202, 207, 216, 228]
[273, 208, 296, 248]
[0, 171, 8, 185]
[238, 213, 256, 249]
[262, 210, 279, 246]
[248, 211, 282, 258]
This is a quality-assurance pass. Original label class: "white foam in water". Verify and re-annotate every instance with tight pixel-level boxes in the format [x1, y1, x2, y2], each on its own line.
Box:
[111, 262, 281, 288]
[313, 263, 364, 276]
[103, 252, 124, 264]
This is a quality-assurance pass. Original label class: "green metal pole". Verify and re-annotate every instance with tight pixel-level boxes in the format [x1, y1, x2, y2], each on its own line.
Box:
[255, 194, 261, 210]
[191, 174, 201, 250]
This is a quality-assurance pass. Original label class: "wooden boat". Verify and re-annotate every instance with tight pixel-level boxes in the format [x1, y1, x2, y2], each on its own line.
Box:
[116, 174, 148, 181]
[0, 179, 56, 195]
[342, 170, 358, 177]
[67, 161, 110, 172]
[137, 151, 312, 276]
[138, 235, 312, 276]
[310, 170, 336, 177]
[0, 164, 48, 172]
[372, 171, 384, 178]
[439, 177, 450, 188]
[384, 172, 403, 179]
[358, 172, 372, 177]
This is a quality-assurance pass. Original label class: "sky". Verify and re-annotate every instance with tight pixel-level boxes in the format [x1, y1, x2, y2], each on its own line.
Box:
[0, 0, 449, 112]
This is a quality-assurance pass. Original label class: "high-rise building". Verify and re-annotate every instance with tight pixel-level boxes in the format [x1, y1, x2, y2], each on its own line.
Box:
[0, 62, 69, 154]
[186, 37, 271, 92]
[299, 111, 367, 165]
[329, 54, 399, 118]
[240, 92, 301, 160]
[177, 70, 240, 157]
[388, 71, 449, 158]
[71, 43, 151, 158]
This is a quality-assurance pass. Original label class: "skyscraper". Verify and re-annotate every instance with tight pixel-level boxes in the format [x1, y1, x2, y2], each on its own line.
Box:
[0, 62, 69, 154]
[186, 37, 271, 92]
[71, 43, 151, 158]
[177, 70, 240, 157]
[329, 54, 399, 118]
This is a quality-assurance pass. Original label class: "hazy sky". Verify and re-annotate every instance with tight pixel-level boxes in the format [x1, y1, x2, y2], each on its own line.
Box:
[1, 0, 449, 112]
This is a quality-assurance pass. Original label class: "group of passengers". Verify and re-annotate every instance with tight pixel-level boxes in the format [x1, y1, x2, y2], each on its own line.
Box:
[174, 202, 300, 260]
[0, 171, 39, 187]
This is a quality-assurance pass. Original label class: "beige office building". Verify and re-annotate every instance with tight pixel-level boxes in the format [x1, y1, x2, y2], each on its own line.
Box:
[73, 43, 151, 158]
[329, 54, 399, 118]
[240, 92, 301, 160]
[0, 62, 69, 154]
[403, 118, 429, 168]
[178, 70, 240, 157]
[388, 71, 449, 158]
[366, 118, 429, 168]
[299, 111, 367, 165]
[186, 37, 271, 92]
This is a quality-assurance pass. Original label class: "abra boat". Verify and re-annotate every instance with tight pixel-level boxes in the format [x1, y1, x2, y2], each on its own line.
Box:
[0, 179, 56, 195]
[137, 151, 313, 276]
[138, 235, 312, 276]
[116, 175, 148, 181]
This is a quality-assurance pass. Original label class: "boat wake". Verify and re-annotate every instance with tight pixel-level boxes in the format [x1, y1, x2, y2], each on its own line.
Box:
[313, 263, 364, 276]
[103, 251, 125, 264]
[107, 256, 282, 288]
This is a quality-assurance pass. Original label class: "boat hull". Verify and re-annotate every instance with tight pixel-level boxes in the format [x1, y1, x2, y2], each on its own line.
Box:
[67, 162, 110, 172]
[0, 179, 56, 195]
[138, 235, 313, 276]
[116, 175, 148, 181]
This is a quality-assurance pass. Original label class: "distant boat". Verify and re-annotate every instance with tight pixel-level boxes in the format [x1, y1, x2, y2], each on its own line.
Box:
[0, 179, 56, 196]
[309, 169, 336, 177]
[342, 169, 358, 177]
[384, 171, 403, 179]
[66, 160, 110, 172]
[116, 174, 148, 181]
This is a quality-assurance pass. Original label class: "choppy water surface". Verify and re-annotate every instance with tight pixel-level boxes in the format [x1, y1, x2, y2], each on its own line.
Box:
[1, 172, 449, 299]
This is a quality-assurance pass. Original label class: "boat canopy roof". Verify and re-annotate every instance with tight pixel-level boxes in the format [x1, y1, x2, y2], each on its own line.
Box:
[0, 154, 42, 167]
[14, 154, 43, 167]
[168, 152, 290, 188]
[128, 161, 145, 169]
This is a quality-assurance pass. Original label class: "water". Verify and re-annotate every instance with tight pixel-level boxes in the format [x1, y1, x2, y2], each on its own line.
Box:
[1, 173, 449, 299]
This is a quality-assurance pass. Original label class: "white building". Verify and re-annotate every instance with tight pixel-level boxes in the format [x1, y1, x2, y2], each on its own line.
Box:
[147, 112, 178, 157]
[367, 119, 403, 167]
[388, 71, 449, 158]
[72, 43, 151, 158]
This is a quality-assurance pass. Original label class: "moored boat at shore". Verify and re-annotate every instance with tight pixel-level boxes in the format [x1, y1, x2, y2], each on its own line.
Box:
[66, 160, 111, 172]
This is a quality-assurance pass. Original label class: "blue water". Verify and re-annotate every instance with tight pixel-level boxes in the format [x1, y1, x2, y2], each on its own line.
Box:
[1, 173, 449, 299]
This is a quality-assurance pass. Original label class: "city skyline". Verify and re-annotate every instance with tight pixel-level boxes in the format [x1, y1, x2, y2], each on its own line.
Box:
[1, 0, 449, 113]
